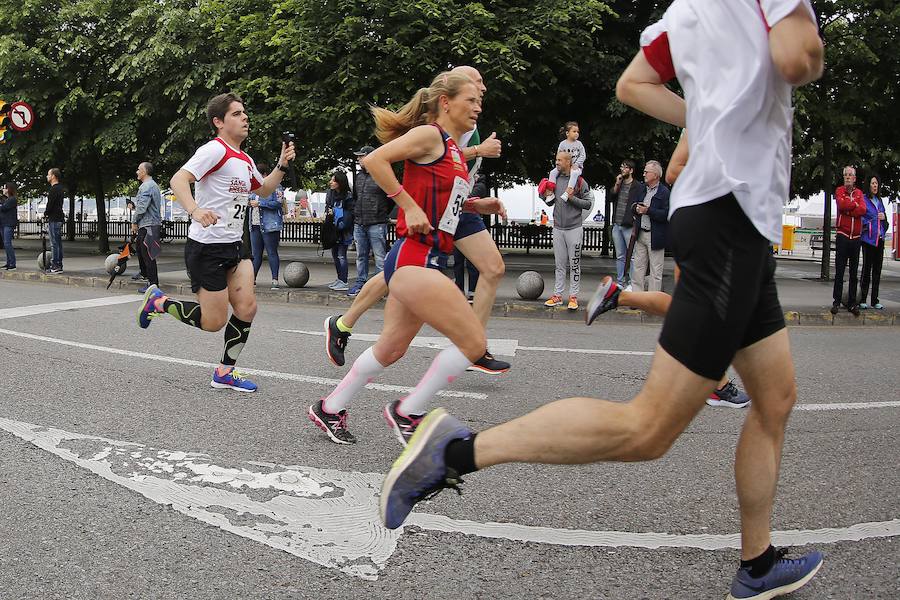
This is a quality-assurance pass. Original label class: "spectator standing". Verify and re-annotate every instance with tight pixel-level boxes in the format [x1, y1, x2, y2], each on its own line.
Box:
[592, 209, 604, 225]
[348, 145, 390, 297]
[632, 160, 669, 292]
[542, 152, 594, 310]
[609, 159, 642, 288]
[539, 210, 549, 226]
[1, 182, 18, 270]
[44, 168, 65, 273]
[132, 162, 162, 292]
[831, 165, 866, 315]
[248, 163, 285, 289]
[859, 174, 889, 310]
[325, 171, 354, 291]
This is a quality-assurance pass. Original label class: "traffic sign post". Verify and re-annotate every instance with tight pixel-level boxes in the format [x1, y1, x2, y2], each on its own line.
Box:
[9, 101, 34, 132]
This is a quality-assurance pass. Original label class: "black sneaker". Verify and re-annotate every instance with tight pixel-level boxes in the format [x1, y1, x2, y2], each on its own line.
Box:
[324, 315, 351, 367]
[307, 400, 356, 444]
[5, 265, 16, 271]
[466, 351, 510, 375]
[585, 276, 621, 325]
[849, 304, 860, 317]
[706, 380, 751, 408]
[384, 400, 424, 447]
[829, 303, 840, 315]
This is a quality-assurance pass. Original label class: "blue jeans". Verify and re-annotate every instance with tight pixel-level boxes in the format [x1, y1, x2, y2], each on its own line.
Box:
[249, 225, 281, 281]
[611, 223, 633, 285]
[48, 221, 64, 269]
[332, 243, 349, 282]
[2, 226, 15, 267]
[353, 223, 387, 286]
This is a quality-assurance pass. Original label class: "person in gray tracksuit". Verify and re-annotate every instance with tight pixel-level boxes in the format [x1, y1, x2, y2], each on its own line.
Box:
[545, 152, 594, 308]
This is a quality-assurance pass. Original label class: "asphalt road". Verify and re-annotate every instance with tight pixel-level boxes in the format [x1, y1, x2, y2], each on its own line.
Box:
[0, 279, 897, 599]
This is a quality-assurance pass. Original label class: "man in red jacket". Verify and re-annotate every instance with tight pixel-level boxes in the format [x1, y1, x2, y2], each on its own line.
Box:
[832, 165, 867, 315]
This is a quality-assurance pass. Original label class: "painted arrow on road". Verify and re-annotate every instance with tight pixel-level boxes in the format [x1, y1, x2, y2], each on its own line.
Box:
[2, 417, 898, 581]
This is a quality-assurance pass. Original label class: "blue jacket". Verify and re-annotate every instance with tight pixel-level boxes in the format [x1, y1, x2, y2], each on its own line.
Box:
[637, 183, 670, 251]
[0, 194, 17, 227]
[250, 186, 284, 233]
[860, 194, 888, 246]
[133, 178, 162, 228]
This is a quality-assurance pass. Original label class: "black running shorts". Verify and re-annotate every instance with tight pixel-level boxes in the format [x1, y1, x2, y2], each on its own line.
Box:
[184, 237, 252, 293]
[659, 194, 785, 380]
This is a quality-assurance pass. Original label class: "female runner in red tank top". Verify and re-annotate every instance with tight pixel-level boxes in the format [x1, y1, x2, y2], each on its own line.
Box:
[308, 71, 506, 446]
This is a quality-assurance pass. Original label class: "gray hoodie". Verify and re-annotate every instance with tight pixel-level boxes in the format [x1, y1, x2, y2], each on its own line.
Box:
[546, 172, 593, 230]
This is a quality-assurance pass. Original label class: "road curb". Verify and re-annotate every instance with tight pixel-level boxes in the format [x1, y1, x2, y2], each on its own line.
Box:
[2, 270, 896, 326]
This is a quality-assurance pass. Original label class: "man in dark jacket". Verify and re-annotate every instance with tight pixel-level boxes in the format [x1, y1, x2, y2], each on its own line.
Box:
[632, 160, 670, 292]
[348, 145, 390, 296]
[1, 182, 18, 269]
[609, 159, 643, 288]
[44, 167, 66, 273]
[831, 165, 866, 315]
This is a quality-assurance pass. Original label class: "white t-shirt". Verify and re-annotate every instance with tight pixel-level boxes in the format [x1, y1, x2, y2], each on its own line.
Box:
[640, 0, 816, 244]
[181, 137, 264, 244]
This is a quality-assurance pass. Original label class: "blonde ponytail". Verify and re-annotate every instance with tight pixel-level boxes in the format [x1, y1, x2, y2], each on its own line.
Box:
[371, 71, 476, 143]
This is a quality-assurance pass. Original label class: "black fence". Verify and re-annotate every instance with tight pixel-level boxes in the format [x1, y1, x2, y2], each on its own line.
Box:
[15, 220, 607, 253]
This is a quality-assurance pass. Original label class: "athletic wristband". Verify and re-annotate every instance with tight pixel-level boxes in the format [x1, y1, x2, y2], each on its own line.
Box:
[276, 163, 289, 173]
[474, 145, 480, 158]
[387, 186, 404, 199]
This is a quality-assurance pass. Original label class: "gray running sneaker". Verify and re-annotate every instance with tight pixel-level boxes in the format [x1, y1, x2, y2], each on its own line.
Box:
[706, 381, 751, 408]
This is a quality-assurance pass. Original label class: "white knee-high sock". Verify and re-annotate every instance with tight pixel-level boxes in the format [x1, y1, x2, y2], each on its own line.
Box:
[322, 346, 385, 413]
[397, 345, 472, 417]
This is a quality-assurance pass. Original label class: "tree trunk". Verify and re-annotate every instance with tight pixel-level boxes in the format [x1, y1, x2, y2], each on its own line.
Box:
[66, 189, 76, 241]
[601, 186, 611, 256]
[820, 122, 832, 280]
[93, 150, 109, 254]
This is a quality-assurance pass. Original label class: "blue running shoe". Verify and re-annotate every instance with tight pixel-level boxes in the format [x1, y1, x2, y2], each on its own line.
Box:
[727, 549, 823, 600]
[210, 368, 258, 392]
[137, 284, 165, 329]
[380, 408, 472, 529]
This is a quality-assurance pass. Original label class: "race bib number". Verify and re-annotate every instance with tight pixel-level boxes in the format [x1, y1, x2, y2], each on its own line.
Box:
[438, 176, 470, 235]
[226, 194, 249, 230]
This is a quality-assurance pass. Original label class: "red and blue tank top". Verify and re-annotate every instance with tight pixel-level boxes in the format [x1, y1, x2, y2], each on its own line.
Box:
[395, 123, 469, 254]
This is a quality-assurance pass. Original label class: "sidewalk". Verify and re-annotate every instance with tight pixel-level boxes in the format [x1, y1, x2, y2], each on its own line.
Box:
[3, 237, 898, 326]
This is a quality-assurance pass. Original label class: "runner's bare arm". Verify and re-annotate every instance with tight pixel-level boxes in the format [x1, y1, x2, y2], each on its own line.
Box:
[170, 169, 217, 227]
[461, 132, 501, 159]
[254, 142, 296, 197]
[665, 130, 689, 186]
[615, 51, 686, 128]
[769, 4, 824, 86]
[361, 125, 444, 235]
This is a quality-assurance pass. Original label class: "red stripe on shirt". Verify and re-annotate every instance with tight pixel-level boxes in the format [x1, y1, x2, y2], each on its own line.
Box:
[642, 31, 676, 83]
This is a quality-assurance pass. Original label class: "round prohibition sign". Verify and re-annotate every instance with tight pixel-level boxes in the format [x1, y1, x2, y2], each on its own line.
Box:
[9, 101, 34, 132]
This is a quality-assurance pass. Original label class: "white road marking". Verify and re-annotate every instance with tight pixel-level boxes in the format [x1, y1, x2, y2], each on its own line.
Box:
[1, 418, 896, 581]
[0, 328, 486, 400]
[516, 345, 654, 356]
[280, 329, 519, 357]
[793, 401, 900, 411]
[281, 330, 654, 357]
[0, 295, 143, 320]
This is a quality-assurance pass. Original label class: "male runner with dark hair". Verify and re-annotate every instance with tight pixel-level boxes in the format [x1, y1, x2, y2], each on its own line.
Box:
[380, 2, 825, 598]
[137, 92, 295, 392]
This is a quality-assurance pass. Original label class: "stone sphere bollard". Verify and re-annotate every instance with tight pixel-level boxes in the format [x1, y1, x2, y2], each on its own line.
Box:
[105, 253, 123, 275]
[283, 261, 310, 288]
[37, 251, 52, 271]
[516, 270, 545, 300]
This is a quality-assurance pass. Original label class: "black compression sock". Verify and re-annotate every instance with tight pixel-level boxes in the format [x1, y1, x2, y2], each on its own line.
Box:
[741, 545, 776, 577]
[222, 314, 252, 366]
[163, 298, 203, 329]
[444, 433, 478, 476]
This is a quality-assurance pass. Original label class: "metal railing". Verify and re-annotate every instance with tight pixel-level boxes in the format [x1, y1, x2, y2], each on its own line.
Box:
[14, 220, 607, 253]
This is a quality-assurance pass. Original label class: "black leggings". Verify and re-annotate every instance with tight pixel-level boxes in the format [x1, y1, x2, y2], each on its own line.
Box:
[859, 240, 884, 305]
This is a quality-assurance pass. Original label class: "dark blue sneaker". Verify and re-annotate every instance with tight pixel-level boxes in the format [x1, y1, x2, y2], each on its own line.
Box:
[346, 284, 362, 297]
[210, 367, 258, 392]
[137, 284, 166, 329]
[585, 276, 621, 325]
[727, 549, 823, 599]
[380, 408, 472, 529]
